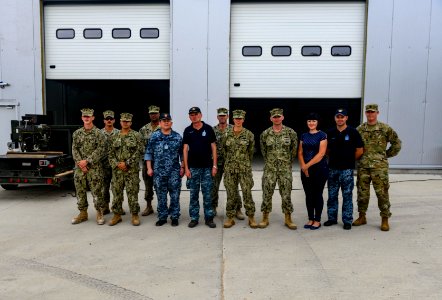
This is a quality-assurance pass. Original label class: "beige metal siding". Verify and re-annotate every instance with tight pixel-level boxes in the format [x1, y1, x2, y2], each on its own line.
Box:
[44, 4, 170, 79]
[230, 2, 366, 98]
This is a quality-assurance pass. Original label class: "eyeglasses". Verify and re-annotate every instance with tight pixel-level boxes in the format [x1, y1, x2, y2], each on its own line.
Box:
[105, 118, 114, 121]
[272, 115, 282, 119]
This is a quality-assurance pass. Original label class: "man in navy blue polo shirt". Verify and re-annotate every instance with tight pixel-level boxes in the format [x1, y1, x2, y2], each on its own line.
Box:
[183, 107, 218, 228]
[324, 108, 364, 230]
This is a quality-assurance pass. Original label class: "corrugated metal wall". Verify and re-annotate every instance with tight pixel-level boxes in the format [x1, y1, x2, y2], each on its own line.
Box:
[364, 0, 442, 167]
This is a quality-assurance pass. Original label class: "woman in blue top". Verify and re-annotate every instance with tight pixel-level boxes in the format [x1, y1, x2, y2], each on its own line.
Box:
[298, 113, 328, 230]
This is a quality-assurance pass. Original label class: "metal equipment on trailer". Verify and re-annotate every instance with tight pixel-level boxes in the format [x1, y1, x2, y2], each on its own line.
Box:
[0, 114, 78, 190]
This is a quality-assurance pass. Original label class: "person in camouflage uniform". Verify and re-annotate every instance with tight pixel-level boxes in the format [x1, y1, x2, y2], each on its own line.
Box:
[71, 108, 107, 225]
[183, 107, 217, 229]
[223, 109, 257, 229]
[212, 107, 243, 219]
[354, 104, 402, 231]
[101, 110, 120, 215]
[259, 108, 298, 230]
[145, 113, 184, 226]
[139, 105, 160, 216]
[108, 113, 144, 226]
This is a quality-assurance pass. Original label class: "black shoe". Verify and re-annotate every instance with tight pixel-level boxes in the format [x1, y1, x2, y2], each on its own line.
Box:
[171, 219, 179, 227]
[188, 220, 199, 228]
[343, 223, 352, 230]
[205, 218, 216, 228]
[324, 220, 338, 226]
[310, 223, 321, 230]
[155, 219, 167, 226]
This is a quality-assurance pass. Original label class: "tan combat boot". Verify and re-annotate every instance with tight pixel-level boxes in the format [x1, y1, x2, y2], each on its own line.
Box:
[71, 210, 88, 225]
[108, 214, 122, 226]
[236, 209, 245, 220]
[223, 218, 235, 228]
[132, 213, 140, 226]
[96, 210, 105, 225]
[248, 215, 258, 229]
[352, 212, 367, 226]
[284, 213, 297, 230]
[258, 212, 270, 228]
[141, 202, 154, 216]
[381, 217, 389, 231]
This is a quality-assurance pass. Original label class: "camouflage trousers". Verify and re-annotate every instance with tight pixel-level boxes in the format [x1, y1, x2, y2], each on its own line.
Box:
[261, 165, 294, 214]
[74, 167, 104, 211]
[153, 170, 182, 221]
[111, 169, 140, 215]
[224, 170, 255, 218]
[327, 168, 354, 224]
[103, 166, 112, 204]
[357, 167, 391, 218]
[211, 163, 242, 210]
[142, 161, 154, 202]
[187, 168, 214, 221]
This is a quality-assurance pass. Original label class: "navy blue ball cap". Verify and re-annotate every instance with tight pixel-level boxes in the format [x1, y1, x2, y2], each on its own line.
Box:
[335, 108, 348, 116]
[188, 107, 201, 114]
[160, 113, 172, 120]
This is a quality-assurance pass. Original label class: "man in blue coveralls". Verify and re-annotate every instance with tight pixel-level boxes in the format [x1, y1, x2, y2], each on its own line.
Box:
[145, 113, 184, 226]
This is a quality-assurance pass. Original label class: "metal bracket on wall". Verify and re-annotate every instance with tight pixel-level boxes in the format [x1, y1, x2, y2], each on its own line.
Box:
[0, 81, 11, 89]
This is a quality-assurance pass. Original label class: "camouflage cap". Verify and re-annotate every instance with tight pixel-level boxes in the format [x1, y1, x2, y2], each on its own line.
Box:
[103, 110, 115, 118]
[270, 108, 283, 117]
[160, 113, 172, 120]
[217, 107, 228, 116]
[232, 109, 246, 119]
[120, 112, 133, 121]
[148, 105, 160, 114]
[81, 108, 94, 117]
[365, 104, 379, 112]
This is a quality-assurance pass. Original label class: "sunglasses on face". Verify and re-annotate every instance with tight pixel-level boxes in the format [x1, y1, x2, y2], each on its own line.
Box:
[105, 117, 114, 121]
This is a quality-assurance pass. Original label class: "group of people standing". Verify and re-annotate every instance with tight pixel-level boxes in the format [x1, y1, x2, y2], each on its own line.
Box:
[70, 103, 401, 232]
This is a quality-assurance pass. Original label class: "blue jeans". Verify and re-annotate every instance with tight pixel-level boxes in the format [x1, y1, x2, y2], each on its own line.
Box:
[187, 168, 214, 221]
[327, 168, 354, 224]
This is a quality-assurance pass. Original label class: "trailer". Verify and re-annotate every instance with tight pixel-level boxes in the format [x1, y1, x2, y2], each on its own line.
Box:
[0, 114, 77, 190]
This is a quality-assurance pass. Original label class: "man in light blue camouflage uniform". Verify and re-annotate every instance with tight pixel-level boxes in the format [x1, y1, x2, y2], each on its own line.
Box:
[212, 107, 243, 219]
[145, 113, 184, 226]
[71, 108, 107, 225]
[101, 110, 120, 215]
[108, 113, 144, 226]
[354, 104, 401, 231]
[139, 105, 160, 216]
[259, 108, 298, 230]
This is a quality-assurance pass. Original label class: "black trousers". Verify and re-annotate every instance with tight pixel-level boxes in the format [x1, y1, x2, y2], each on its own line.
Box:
[301, 164, 328, 222]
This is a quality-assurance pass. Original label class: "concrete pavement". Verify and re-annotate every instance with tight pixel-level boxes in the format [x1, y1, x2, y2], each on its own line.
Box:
[1, 172, 442, 300]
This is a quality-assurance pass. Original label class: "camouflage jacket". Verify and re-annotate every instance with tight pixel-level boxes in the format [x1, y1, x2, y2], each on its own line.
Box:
[100, 127, 120, 168]
[224, 127, 254, 173]
[357, 122, 402, 169]
[213, 124, 233, 166]
[109, 130, 144, 172]
[145, 130, 183, 176]
[72, 126, 106, 169]
[260, 126, 298, 170]
[139, 122, 160, 149]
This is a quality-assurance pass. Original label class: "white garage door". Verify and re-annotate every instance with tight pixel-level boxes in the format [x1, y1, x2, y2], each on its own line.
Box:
[230, 2, 366, 98]
[44, 4, 170, 80]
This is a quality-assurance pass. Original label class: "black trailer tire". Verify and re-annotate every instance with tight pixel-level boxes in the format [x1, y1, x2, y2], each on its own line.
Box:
[1, 184, 19, 190]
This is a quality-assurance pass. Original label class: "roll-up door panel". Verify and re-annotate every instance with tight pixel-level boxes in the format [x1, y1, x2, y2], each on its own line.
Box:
[44, 4, 170, 79]
[230, 2, 366, 98]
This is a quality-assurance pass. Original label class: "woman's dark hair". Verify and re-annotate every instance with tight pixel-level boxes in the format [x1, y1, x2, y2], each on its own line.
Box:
[306, 112, 320, 121]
